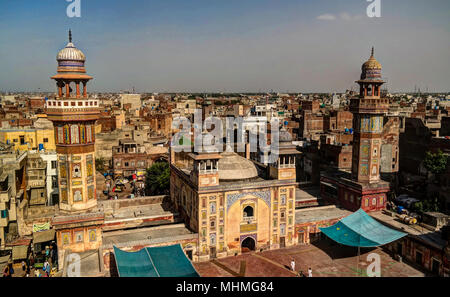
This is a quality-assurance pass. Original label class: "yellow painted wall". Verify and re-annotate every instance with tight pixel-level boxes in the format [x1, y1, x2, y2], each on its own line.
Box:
[0, 129, 55, 152]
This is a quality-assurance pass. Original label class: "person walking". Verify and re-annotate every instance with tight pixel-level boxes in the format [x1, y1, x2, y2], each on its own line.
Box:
[43, 260, 49, 276]
[308, 267, 313, 277]
[290, 259, 296, 272]
[25, 263, 30, 277]
[3, 266, 9, 277]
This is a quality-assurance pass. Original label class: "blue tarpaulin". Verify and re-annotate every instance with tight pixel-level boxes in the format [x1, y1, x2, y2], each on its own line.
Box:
[319, 209, 407, 247]
[113, 244, 199, 277]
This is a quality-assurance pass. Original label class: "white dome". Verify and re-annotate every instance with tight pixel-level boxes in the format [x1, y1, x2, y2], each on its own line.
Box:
[57, 42, 86, 62]
[218, 152, 258, 181]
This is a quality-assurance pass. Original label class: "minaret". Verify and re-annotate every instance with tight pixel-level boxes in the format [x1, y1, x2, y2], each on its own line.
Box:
[350, 47, 389, 183]
[46, 31, 100, 212]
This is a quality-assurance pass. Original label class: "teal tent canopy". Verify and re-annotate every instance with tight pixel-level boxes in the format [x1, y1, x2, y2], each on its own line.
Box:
[319, 209, 407, 247]
[113, 244, 199, 277]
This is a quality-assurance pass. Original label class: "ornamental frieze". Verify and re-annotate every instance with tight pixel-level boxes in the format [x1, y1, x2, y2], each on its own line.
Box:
[227, 190, 271, 211]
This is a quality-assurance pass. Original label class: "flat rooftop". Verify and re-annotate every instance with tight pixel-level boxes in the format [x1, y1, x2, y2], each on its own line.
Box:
[104, 203, 173, 222]
[102, 224, 196, 249]
[295, 206, 351, 224]
[296, 187, 321, 201]
[370, 211, 447, 250]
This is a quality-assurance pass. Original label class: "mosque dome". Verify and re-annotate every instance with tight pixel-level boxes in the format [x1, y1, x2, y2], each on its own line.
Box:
[57, 42, 86, 62]
[218, 152, 258, 181]
[361, 47, 382, 80]
[56, 30, 87, 74]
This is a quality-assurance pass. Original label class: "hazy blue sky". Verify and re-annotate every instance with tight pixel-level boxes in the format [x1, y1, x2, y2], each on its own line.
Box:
[0, 0, 449, 93]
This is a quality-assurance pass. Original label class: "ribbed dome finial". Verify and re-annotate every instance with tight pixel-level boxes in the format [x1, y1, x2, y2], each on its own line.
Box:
[69, 29, 72, 43]
[371, 46, 374, 57]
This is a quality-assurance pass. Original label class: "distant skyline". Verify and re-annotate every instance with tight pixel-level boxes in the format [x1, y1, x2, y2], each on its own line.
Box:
[0, 0, 449, 93]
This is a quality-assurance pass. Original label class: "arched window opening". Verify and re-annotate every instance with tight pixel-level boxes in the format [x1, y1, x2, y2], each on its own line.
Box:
[243, 206, 254, 218]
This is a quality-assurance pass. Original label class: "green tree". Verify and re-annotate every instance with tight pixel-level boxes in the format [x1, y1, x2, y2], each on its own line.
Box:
[423, 149, 448, 175]
[95, 157, 107, 174]
[145, 162, 170, 196]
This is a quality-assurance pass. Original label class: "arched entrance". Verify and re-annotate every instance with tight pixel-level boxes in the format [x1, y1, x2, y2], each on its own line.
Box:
[241, 237, 256, 253]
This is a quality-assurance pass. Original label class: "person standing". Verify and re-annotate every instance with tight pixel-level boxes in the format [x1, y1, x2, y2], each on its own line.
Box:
[308, 267, 313, 277]
[25, 264, 30, 277]
[290, 259, 296, 272]
[45, 262, 51, 277]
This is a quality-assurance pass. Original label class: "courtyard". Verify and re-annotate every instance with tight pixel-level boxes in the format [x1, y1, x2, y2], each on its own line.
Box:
[194, 239, 426, 277]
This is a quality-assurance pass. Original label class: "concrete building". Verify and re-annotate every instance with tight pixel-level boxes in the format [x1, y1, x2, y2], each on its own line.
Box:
[120, 94, 141, 110]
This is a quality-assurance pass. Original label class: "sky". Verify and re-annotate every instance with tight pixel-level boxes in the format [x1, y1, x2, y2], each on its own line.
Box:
[0, 0, 449, 93]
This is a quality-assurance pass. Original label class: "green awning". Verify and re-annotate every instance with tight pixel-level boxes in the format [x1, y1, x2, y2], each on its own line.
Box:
[319, 209, 407, 247]
[113, 244, 199, 277]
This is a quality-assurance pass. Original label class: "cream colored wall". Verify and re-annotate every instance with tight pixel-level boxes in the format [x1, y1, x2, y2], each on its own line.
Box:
[225, 200, 241, 251]
[256, 199, 270, 245]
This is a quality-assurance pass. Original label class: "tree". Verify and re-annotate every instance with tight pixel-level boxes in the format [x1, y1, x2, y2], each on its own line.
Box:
[423, 149, 448, 175]
[95, 157, 107, 174]
[145, 162, 170, 196]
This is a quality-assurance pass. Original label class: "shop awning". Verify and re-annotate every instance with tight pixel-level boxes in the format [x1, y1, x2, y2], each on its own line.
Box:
[33, 229, 55, 244]
[319, 208, 407, 247]
[12, 245, 29, 260]
[113, 244, 199, 277]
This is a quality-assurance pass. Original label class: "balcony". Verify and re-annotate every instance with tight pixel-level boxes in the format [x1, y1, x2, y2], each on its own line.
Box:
[0, 186, 11, 203]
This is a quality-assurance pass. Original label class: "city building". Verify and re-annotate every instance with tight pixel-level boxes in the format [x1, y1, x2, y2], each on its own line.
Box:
[321, 48, 390, 212]
[46, 31, 105, 268]
[170, 130, 300, 261]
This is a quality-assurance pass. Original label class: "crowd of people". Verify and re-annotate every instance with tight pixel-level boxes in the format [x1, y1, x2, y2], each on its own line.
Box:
[2, 242, 58, 277]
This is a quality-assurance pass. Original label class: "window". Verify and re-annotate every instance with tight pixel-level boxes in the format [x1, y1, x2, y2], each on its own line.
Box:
[52, 176, 58, 188]
[124, 162, 129, 167]
[243, 206, 254, 217]
[43, 138, 48, 143]
[20, 136, 25, 145]
[210, 220, 215, 228]
[51, 161, 57, 169]
[281, 194, 286, 205]
[372, 198, 377, 206]
[0, 210, 8, 218]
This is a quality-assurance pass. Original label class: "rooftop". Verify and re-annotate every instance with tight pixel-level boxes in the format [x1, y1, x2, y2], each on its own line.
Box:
[295, 205, 351, 224]
[102, 224, 196, 249]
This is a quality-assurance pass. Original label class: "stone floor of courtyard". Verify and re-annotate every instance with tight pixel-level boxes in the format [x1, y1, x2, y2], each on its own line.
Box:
[193, 239, 426, 277]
